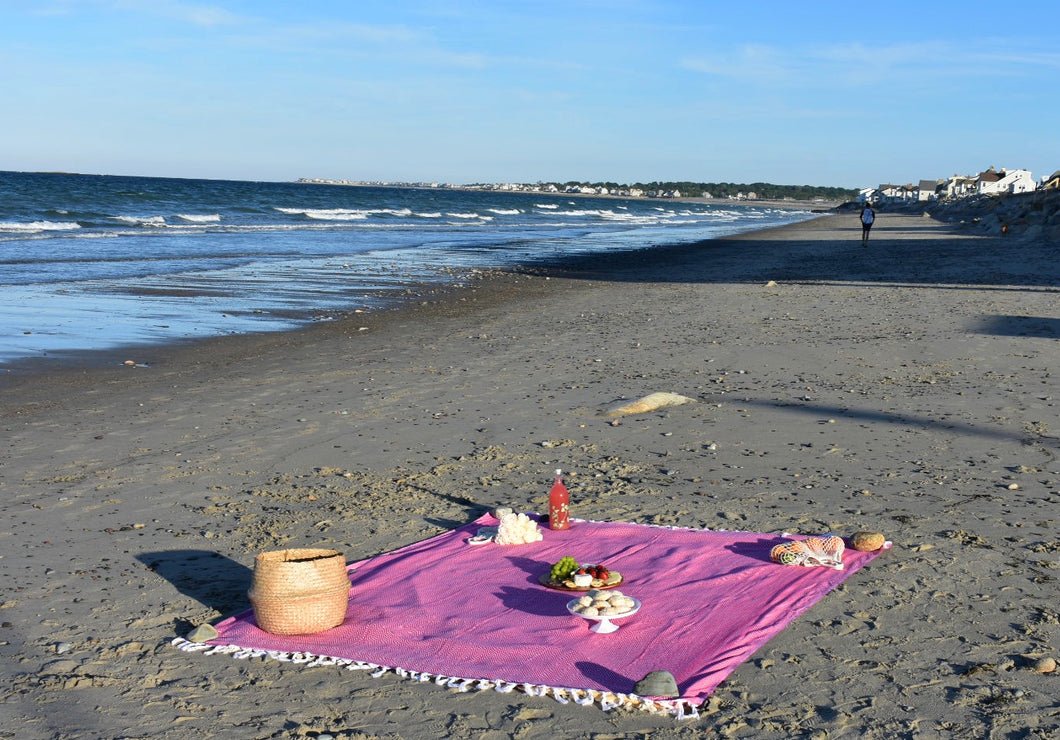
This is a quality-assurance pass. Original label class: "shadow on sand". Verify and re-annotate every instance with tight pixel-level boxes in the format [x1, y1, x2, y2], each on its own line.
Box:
[137, 549, 252, 617]
[517, 214, 1060, 294]
[973, 314, 1060, 338]
[740, 397, 1059, 447]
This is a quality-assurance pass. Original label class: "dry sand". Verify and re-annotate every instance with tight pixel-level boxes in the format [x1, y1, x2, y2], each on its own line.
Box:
[1, 212, 1059, 739]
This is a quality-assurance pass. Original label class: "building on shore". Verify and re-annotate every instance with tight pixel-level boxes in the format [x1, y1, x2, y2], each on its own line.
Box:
[863, 165, 1046, 205]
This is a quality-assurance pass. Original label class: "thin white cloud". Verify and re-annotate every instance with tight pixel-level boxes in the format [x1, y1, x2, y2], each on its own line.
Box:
[173, 15, 493, 70]
[819, 39, 1060, 69]
[112, 0, 240, 27]
[812, 41, 948, 67]
[684, 37, 1060, 88]
[26, 0, 241, 26]
[272, 20, 424, 46]
[681, 43, 795, 82]
[976, 49, 1060, 69]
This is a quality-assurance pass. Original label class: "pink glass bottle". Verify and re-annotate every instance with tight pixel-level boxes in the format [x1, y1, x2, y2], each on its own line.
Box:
[548, 468, 570, 530]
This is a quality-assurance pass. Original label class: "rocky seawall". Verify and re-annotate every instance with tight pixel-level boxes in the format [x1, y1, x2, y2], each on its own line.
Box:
[851, 189, 1060, 242]
[928, 189, 1060, 241]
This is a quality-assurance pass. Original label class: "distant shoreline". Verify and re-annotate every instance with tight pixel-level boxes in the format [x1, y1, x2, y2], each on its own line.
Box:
[297, 179, 841, 211]
[8, 169, 847, 210]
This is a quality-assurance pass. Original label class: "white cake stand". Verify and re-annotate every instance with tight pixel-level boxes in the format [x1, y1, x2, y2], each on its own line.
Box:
[566, 597, 641, 633]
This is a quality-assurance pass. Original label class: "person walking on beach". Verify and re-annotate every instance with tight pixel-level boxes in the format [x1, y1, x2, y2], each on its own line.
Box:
[860, 204, 876, 245]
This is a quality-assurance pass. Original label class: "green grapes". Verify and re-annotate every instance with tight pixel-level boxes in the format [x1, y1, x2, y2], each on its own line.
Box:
[549, 556, 579, 580]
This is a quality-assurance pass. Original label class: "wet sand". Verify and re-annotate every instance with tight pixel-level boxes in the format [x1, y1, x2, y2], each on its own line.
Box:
[2, 212, 1059, 738]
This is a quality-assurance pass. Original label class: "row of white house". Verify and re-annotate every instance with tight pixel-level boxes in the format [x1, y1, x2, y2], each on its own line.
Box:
[862, 166, 1060, 204]
[471, 182, 687, 198]
[299, 178, 687, 199]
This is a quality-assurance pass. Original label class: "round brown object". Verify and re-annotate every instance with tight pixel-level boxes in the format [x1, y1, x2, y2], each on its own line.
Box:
[1033, 657, 1056, 674]
[851, 531, 886, 551]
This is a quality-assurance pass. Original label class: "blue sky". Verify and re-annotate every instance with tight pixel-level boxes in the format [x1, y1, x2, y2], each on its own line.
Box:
[5, 1, 1059, 189]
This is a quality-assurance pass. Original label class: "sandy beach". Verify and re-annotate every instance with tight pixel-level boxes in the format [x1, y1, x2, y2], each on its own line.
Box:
[2, 212, 1059, 738]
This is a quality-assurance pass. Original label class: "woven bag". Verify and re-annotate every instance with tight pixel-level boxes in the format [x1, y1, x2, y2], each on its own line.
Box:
[248, 548, 350, 635]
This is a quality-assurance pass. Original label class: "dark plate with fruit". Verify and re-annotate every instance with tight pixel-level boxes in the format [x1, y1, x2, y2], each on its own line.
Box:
[539, 564, 623, 591]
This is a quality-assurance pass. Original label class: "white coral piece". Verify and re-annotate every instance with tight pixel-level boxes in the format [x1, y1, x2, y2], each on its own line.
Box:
[493, 512, 543, 545]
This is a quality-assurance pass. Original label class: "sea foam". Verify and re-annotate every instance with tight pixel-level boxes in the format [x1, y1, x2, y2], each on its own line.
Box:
[0, 220, 81, 233]
[112, 215, 167, 227]
[0, 170, 817, 365]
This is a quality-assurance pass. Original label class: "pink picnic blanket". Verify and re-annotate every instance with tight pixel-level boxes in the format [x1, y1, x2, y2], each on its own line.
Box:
[189, 515, 885, 715]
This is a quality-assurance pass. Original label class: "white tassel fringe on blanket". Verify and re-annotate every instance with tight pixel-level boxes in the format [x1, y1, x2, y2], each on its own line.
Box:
[172, 637, 700, 719]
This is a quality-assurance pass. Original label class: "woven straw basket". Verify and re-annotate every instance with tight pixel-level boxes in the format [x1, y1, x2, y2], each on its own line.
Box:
[248, 548, 350, 635]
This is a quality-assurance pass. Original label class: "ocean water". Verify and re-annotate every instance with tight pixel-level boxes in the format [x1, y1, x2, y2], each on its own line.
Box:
[0, 171, 818, 365]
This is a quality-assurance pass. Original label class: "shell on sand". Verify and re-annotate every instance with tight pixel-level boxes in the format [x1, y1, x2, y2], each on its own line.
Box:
[186, 623, 219, 643]
[604, 392, 696, 418]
